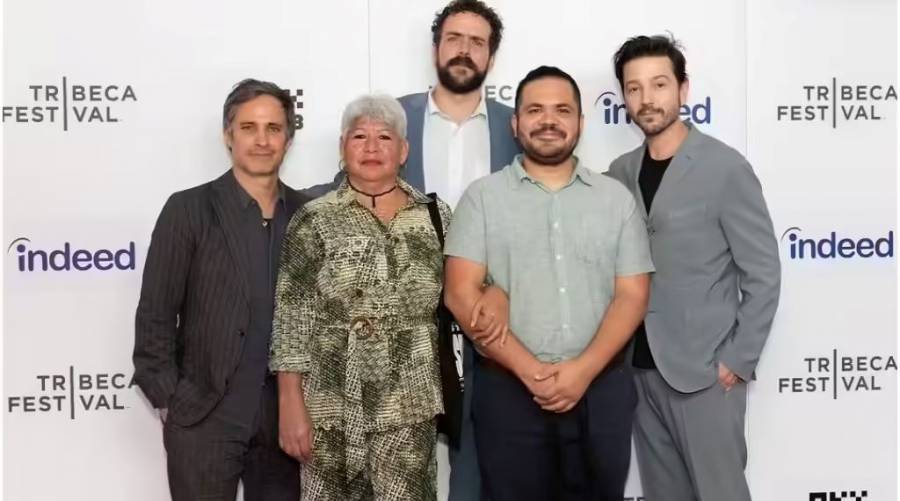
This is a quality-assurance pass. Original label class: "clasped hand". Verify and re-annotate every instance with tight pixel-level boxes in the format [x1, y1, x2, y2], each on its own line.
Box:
[526, 358, 595, 414]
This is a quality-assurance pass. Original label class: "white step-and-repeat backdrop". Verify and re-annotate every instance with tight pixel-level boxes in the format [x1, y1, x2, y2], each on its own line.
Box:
[3, 1, 896, 500]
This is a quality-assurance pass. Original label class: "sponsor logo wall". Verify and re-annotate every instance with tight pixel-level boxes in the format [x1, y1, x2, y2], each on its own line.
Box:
[745, 2, 896, 501]
[3, 0, 895, 500]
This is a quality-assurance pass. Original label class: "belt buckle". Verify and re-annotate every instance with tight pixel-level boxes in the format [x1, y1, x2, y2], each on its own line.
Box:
[350, 316, 375, 339]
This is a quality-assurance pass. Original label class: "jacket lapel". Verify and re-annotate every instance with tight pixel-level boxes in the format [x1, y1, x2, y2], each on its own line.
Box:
[402, 93, 427, 192]
[487, 99, 513, 172]
[210, 172, 251, 303]
[629, 144, 650, 222]
[648, 123, 702, 221]
[283, 182, 311, 217]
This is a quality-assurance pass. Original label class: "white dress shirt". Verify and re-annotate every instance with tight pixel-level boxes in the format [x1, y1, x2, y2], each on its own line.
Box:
[422, 90, 492, 209]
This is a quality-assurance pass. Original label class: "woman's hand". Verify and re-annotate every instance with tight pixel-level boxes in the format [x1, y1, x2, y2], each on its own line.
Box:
[469, 285, 510, 348]
[277, 372, 314, 463]
[279, 399, 314, 463]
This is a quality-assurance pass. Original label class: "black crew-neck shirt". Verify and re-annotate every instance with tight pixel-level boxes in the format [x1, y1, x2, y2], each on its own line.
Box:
[632, 149, 672, 369]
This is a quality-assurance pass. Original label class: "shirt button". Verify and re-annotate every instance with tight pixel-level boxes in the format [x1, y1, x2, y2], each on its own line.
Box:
[562, 324, 569, 329]
[553, 222, 560, 229]
[555, 254, 562, 260]
[559, 287, 566, 294]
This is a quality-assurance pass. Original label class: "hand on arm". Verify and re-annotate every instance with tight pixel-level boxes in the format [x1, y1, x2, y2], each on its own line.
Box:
[444, 256, 556, 400]
[534, 272, 650, 413]
[468, 285, 510, 348]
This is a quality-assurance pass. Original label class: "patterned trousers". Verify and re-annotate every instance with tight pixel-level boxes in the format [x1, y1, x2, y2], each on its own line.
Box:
[301, 419, 437, 501]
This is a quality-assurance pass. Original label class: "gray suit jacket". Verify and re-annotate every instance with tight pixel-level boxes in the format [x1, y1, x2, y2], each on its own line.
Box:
[605, 122, 781, 393]
[305, 92, 520, 197]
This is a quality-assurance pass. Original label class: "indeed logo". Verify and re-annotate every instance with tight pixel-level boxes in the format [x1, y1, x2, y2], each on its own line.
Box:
[7, 238, 136, 271]
[594, 91, 712, 125]
[780, 228, 894, 260]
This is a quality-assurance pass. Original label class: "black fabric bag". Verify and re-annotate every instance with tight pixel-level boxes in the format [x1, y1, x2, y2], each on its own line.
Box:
[425, 194, 465, 449]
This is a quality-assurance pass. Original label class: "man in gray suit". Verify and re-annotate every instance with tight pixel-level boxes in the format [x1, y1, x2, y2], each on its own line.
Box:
[306, 2, 519, 499]
[605, 35, 781, 501]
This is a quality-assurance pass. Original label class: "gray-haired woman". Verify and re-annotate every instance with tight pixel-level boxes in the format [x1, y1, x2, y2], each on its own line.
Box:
[270, 94, 449, 500]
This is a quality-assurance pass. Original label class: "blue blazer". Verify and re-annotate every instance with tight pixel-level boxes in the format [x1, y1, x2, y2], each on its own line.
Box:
[304, 92, 520, 197]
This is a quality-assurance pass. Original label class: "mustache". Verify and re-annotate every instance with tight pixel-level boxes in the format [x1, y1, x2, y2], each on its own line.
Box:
[445, 55, 478, 71]
[638, 105, 664, 116]
[530, 125, 565, 138]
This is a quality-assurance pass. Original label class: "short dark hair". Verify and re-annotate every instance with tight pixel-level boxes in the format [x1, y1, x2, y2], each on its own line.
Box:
[613, 34, 688, 90]
[514, 65, 582, 115]
[431, 0, 504, 55]
[222, 78, 296, 141]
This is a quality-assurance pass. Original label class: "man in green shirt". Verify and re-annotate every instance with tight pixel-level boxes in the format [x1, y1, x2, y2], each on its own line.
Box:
[444, 66, 653, 501]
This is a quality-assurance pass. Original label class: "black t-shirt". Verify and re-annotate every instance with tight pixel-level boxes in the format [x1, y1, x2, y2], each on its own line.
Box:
[632, 149, 672, 369]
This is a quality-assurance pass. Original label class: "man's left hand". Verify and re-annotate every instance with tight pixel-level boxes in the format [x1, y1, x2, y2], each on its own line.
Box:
[531, 359, 595, 413]
[718, 362, 741, 391]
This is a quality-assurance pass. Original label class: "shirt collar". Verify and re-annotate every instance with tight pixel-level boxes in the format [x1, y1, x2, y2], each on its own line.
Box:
[229, 170, 287, 211]
[427, 88, 488, 121]
[508, 154, 595, 191]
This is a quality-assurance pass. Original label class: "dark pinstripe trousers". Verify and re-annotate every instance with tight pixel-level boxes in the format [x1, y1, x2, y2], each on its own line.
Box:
[162, 378, 301, 501]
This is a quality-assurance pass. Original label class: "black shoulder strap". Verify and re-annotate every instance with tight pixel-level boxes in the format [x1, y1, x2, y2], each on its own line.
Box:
[425, 193, 444, 247]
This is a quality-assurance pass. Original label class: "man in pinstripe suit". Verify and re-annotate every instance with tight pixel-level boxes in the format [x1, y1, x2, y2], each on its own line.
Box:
[133, 79, 308, 500]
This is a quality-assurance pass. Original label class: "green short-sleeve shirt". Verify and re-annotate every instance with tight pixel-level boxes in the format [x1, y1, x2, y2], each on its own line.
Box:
[445, 155, 654, 362]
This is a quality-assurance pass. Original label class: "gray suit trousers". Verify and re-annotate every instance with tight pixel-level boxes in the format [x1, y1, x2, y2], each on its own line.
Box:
[633, 369, 750, 501]
[448, 338, 481, 501]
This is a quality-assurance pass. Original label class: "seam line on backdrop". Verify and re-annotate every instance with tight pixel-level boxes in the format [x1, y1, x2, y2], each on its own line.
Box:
[744, 0, 750, 158]
[742, 0, 751, 445]
[69, 365, 75, 419]
[62, 76, 68, 132]
[832, 77, 837, 129]
[832, 348, 838, 400]
[367, 0, 372, 91]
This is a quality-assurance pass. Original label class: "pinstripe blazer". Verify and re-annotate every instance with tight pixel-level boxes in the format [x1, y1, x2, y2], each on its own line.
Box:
[132, 171, 310, 426]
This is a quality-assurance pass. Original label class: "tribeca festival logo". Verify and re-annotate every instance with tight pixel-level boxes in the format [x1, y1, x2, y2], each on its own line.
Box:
[1, 77, 137, 131]
[776, 79, 895, 128]
[780, 227, 894, 260]
[485, 84, 515, 104]
[427, 83, 516, 105]
[7, 237, 136, 272]
[7, 367, 135, 419]
[284, 87, 305, 131]
[593, 90, 712, 125]
[778, 350, 896, 399]
[809, 490, 868, 501]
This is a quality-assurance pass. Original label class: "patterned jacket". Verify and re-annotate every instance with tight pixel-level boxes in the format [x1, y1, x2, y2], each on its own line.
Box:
[270, 178, 451, 433]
